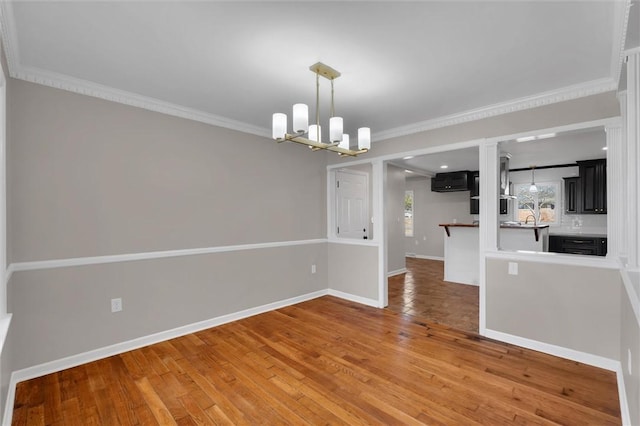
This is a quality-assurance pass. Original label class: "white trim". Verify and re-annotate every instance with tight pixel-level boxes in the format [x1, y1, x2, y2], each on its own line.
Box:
[3, 373, 15, 426]
[407, 254, 444, 261]
[0, 1, 20, 76]
[374, 79, 617, 142]
[611, 0, 632, 85]
[327, 289, 379, 308]
[4, 264, 12, 286]
[387, 268, 407, 277]
[616, 363, 632, 426]
[1, 289, 329, 426]
[8, 239, 327, 274]
[621, 267, 640, 327]
[0, 313, 10, 355]
[484, 328, 619, 371]
[625, 47, 640, 57]
[327, 238, 379, 247]
[484, 249, 620, 269]
[328, 139, 483, 171]
[484, 118, 621, 145]
[373, 160, 387, 308]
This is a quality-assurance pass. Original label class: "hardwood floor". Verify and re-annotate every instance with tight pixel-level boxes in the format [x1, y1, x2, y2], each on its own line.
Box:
[13, 296, 620, 425]
[388, 257, 480, 333]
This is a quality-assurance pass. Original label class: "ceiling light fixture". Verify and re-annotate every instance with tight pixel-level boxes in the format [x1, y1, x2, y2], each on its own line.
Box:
[529, 166, 538, 193]
[602, 146, 608, 151]
[515, 133, 557, 143]
[272, 62, 370, 156]
[440, 165, 449, 169]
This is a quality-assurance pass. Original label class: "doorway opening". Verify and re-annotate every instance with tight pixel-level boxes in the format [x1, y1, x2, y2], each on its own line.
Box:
[385, 147, 480, 333]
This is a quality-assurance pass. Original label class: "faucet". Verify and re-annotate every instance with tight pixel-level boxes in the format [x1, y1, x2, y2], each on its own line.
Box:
[524, 214, 537, 225]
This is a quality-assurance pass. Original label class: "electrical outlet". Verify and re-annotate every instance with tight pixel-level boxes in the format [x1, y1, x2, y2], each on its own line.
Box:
[311, 264, 316, 274]
[508, 262, 518, 275]
[111, 298, 123, 313]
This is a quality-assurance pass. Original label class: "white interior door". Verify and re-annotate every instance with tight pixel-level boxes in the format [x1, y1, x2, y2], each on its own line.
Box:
[336, 170, 369, 239]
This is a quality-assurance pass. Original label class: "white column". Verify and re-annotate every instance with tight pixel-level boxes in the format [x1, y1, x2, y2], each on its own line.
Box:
[372, 159, 387, 307]
[0, 67, 6, 317]
[627, 51, 640, 268]
[606, 123, 624, 260]
[478, 139, 498, 335]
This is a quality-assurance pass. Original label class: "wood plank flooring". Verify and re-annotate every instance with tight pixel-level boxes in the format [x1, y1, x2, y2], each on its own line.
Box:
[13, 296, 620, 425]
[388, 257, 480, 333]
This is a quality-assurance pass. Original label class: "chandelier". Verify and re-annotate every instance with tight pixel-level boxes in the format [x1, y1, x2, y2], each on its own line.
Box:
[272, 62, 370, 156]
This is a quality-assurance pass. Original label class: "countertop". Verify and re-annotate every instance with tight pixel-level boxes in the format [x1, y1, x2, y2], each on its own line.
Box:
[438, 223, 550, 229]
[438, 223, 550, 241]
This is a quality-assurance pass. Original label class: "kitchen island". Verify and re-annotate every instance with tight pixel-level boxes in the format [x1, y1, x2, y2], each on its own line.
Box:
[438, 223, 550, 285]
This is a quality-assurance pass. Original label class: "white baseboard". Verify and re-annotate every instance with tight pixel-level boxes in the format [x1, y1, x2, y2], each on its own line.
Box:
[2, 289, 329, 426]
[387, 268, 407, 277]
[484, 328, 619, 371]
[616, 363, 632, 426]
[406, 254, 444, 261]
[327, 289, 380, 308]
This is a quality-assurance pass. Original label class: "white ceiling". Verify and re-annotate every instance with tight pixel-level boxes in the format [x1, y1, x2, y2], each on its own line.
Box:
[0, 1, 632, 143]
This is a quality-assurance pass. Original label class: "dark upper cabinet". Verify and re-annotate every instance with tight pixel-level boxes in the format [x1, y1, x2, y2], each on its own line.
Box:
[563, 177, 581, 214]
[578, 159, 606, 214]
[431, 171, 472, 192]
[469, 171, 507, 215]
[563, 159, 606, 215]
[470, 171, 480, 214]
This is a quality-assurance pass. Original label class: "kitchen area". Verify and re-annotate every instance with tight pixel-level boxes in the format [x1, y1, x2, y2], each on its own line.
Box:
[398, 126, 608, 286]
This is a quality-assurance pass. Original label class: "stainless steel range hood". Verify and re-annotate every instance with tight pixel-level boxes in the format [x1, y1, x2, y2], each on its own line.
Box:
[500, 154, 517, 200]
[470, 154, 516, 200]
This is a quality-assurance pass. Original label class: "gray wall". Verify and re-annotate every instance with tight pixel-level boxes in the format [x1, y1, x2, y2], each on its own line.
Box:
[5, 78, 329, 375]
[8, 244, 327, 370]
[486, 258, 621, 360]
[8, 80, 327, 262]
[385, 164, 405, 274]
[328, 243, 378, 301]
[405, 176, 474, 258]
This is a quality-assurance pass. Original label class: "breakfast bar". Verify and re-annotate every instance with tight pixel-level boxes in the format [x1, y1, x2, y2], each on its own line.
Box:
[438, 223, 550, 285]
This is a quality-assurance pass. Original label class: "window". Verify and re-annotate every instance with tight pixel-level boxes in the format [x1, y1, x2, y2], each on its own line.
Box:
[404, 190, 414, 237]
[514, 182, 558, 224]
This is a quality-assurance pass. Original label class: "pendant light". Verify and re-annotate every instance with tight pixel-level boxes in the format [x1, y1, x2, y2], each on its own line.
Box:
[529, 166, 538, 193]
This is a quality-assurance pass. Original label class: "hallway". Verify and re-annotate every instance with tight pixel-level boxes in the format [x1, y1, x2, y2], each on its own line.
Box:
[387, 258, 479, 333]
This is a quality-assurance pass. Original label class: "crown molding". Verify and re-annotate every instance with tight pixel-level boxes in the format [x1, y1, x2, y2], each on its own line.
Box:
[15, 66, 272, 138]
[0, 0, 20, 76]
[611, 0, 632, 86]
[373, 78, 618, 142]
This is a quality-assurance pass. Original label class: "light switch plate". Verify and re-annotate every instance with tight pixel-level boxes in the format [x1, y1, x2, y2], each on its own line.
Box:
[508, 262, 518, 275]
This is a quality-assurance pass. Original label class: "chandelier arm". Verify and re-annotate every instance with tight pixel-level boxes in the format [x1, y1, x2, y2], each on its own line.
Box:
[282, 133, 368, 156]
[330, 79, 335, 118]
[315, 71, 320, 142]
